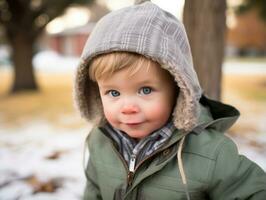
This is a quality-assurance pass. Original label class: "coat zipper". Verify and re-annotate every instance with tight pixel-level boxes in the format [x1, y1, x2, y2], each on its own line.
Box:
[111, 143, 166, 187]
[129, 154, 137, 172]
[107, 133, 182, 187]
[128, 153, 137, 186]
[100, 129, 135, 187]
[127, 144, 172, 186]
[109, 143, 136, 186]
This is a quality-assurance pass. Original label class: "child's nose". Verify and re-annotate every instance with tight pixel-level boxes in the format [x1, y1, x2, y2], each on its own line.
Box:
[121, 105, 140, 114]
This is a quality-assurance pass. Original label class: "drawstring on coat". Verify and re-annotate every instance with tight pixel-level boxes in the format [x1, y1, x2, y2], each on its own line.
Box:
[177, 136, 191, 200]
[83, 137, 90, 174]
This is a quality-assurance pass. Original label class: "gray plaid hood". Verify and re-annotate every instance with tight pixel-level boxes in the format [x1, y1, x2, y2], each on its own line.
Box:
[74, 0, 203, 132]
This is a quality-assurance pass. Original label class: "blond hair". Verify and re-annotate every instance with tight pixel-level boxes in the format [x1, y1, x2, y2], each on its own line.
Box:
[89, 52, 156, 81]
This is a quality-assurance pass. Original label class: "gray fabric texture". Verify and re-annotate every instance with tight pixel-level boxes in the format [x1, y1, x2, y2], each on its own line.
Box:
[74, 0, 203, 132]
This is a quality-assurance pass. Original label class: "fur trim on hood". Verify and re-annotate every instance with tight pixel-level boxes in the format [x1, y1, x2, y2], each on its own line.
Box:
[74, 1, 203, 132]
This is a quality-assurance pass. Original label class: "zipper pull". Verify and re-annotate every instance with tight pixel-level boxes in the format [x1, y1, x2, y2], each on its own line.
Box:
[127, 154, 136, 186]
[129, 154, 136, 172]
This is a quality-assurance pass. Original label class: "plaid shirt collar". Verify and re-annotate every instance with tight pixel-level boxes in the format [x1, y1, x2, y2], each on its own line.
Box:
[103, 120, 176, 168]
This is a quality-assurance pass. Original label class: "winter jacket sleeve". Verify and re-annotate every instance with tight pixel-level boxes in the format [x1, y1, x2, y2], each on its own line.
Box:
[83, 133, 102, 200]
[208, 137, 266, 200]
[83, 158, 102, 200]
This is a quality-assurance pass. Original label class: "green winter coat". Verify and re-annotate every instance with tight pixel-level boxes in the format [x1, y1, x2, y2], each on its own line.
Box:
[83, 96, 266, 200]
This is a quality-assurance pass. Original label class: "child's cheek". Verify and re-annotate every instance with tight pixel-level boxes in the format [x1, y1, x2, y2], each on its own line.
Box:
[146, 103, 171, 121]
[103, 107, 118, 125]
[101, 98, 117, 123]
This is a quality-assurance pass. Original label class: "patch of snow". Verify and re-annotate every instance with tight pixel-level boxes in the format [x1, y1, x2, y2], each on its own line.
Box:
[0, 181, 33, 200]
[0, 120, 91, 200]
[223, 60, 266, 75]
[33, 51, 79, 73]
[19, 192, 79, 200]
[228, 133, 266, 171]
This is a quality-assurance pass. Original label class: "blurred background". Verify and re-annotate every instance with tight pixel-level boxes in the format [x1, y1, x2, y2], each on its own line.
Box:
[0, 0, 265, 199]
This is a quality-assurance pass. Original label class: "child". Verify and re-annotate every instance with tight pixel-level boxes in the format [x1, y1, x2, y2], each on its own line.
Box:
[74, 0, 266, 199]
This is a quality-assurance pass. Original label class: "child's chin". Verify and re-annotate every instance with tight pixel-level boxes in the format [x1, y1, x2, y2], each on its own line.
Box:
[124, 130, 150, 140]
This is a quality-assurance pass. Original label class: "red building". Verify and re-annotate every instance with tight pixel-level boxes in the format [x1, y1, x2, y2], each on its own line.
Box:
[48, 23, 95, 56]
[227, 8, 266, 56]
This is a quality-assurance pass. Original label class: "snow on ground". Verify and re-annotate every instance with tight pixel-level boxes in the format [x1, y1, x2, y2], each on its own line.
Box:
[223, 60, 266, 75]
[0, 120, 91, 200]
[228, 133, 266, 171]
[32, 51, 79, 73]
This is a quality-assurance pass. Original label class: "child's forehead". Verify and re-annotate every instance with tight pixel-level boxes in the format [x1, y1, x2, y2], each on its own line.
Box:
[90, 52, 175, 85]
[98, 62, 174, 86]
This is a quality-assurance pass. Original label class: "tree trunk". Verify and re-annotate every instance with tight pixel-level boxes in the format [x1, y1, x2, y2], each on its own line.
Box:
[183, 0, 226, 100]
[9, 33, 38, 93]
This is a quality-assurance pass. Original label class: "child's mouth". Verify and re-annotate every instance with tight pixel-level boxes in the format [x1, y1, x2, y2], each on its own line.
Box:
[124, 122, 142, 126]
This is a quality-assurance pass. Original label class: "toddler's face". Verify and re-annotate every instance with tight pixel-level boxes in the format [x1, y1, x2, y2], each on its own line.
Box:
[97, 62, 176, 139]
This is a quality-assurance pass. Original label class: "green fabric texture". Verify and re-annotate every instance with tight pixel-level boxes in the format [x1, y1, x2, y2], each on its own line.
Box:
[83, 96, 266, 200]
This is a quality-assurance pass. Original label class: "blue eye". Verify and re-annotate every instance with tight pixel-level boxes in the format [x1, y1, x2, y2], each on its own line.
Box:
[108, 90, 120, 97]
[139, 87, 152, 95]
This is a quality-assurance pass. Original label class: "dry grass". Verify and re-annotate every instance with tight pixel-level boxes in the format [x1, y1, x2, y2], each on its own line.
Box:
[0, 69, 266, 133]
[223, 74, 266, 101]
[222, 74, 266, 135]
[0, 70, 85, 129]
